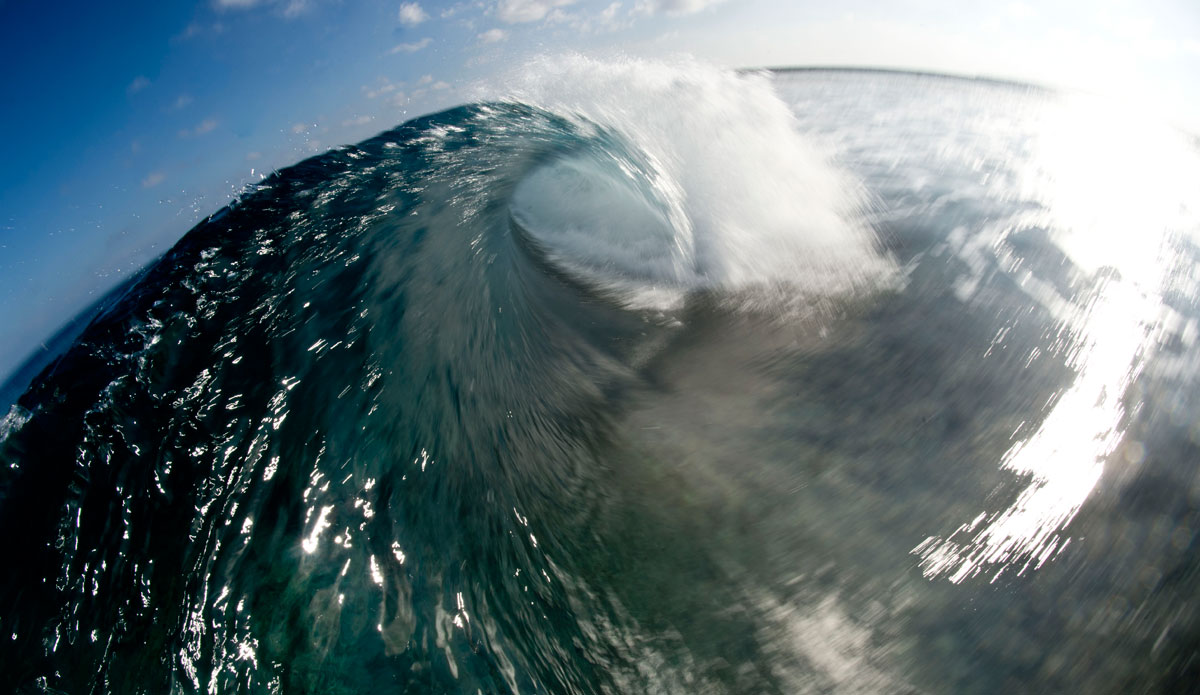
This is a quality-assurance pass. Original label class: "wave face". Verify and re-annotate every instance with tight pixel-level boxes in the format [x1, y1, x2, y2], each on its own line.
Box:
[3, 62, 1200, 694]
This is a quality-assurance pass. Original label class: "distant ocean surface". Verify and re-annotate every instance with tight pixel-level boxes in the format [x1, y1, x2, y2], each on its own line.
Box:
[3, 59, 1200, 693]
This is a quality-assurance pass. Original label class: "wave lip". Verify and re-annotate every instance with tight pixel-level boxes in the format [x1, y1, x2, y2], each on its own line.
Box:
[497, 55, 896, 310]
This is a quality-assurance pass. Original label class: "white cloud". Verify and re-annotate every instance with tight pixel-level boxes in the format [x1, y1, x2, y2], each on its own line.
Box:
[497, 0, 575, 24]
[179, 21, 204, 38]
[544, 7, 572, 24]
[478, 27, 508, 42]
[291, 122, 308, 134]
[142, 171, 166, 188]
[548, 1, 628, 33]
[282, 0, 311, 17]
[390, 37, 432, 53]
[212, 0, 313, 16]
[417, 74, 434, 85]
[179, 118, 219, 138]
[127, 76, 150, 95]
[341, 115, 373, 127]
[171, 94, 193, 111]
[246, 151, 262, 161]
[365, 80, 402, 98]
[593, 1, 634, 31]
[398, 2, 429, 25]
[634, 0, 726, 16]
[600, 1, 621, 22]
[174, 21, 226, 40]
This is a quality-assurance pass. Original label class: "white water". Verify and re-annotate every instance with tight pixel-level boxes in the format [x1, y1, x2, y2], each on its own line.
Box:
[498, 55, 896, 309]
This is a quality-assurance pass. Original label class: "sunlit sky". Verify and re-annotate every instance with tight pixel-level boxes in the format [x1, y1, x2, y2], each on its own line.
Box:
[1, 0, 1197, 381]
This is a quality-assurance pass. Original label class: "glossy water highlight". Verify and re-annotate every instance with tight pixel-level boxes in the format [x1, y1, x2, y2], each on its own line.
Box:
[3, 66, 1200, 694]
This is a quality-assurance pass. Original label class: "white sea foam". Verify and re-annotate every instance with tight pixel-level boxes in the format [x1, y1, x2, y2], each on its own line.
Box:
[495, 55, 895, 310]
[0, 403, 32, 444]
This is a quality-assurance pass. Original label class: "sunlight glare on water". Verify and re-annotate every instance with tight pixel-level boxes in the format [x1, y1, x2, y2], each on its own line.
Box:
[6, 67, 1200, 694]
[916, 94, 1200, 583]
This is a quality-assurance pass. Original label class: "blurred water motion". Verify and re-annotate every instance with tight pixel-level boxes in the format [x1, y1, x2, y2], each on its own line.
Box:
[913, 94, 1200, 583]
[2, 63, 1200, 693]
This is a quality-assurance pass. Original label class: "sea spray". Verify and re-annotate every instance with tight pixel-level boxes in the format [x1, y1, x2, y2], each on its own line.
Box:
[1, 64, 1198, 695]
[496, 55, 896, 309]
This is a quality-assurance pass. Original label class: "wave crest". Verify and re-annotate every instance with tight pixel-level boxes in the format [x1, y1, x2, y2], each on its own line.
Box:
[497, 55, 895, 309]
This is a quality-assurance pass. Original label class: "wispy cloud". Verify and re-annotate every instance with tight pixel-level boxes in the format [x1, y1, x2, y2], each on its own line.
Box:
[171, 94, 194, 111]
[282, 0, 310, 16]
[341, 115, 374, 127]
[634, 0, 726, 16]
[598, 2, 624, 27]
[364, 79, 403, 99]
[179, 118, 219, 138]
[179, 21, 204, 39]
[544, 2, 628, 33]
[478, 28, 508, 43]
[398, 2, 429, 26]
[127, 76, 151, 95]
[173, 20, 226, 41]
[141, 171, 166, 188]
[389, 37, 432, 54]
[497, 0, 575, 23]
[213, 0, 313, 17]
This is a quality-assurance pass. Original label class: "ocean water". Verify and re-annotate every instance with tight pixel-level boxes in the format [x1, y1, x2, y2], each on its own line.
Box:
[2, 58, 1200, 693]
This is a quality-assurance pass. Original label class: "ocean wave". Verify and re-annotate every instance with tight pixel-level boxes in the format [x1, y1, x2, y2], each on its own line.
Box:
[501, 55, 895, 309]
[0, 62, 897, 692]
[4, 61, 1199, 695]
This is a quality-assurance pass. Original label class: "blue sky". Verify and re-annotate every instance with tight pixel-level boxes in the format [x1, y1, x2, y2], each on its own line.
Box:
[1, 0, 1198, 381]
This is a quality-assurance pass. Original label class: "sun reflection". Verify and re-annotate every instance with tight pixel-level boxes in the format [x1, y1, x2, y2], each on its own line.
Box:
[915, 93, 1200, 582]
[918, 278, 1157, 582]
[369, 554, 384, 586]
[302, 504, 334, 554]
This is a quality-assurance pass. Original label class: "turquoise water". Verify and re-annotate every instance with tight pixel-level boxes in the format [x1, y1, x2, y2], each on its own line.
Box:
[2, 62, 1200, 693]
